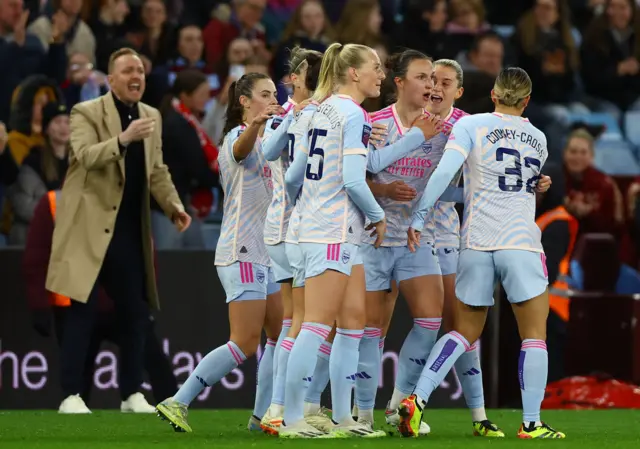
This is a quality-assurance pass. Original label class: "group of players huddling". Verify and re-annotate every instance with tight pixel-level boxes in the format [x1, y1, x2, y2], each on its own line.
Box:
[155, 42, 566, 440]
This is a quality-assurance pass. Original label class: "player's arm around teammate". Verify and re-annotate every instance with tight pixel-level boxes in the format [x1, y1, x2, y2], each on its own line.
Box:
[401, 68, 565, 440]
[280, 43, 388, 438]
[156, 74, 285, 433]
[357, 52, 448, 431]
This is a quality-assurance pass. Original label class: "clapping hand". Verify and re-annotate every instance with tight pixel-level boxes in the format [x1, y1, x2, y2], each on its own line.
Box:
[119, 118, 155, 146]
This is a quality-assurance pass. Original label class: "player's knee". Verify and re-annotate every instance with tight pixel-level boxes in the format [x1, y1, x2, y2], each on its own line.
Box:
[364, 306, 386, 329]
[453, 304, 487, 343]
[230, 333, 261, 357]
[337, 313, 366, 330]
[407, 293, 444, 319]
[517, 319, 547, 341]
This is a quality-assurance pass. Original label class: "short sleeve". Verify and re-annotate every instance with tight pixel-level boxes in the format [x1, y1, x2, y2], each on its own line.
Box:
[444, 117, 474, 159]
[342, 107, 371, 157]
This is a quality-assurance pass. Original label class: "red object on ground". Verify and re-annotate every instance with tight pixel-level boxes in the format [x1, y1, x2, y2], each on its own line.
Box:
[543, 375, 640, 409]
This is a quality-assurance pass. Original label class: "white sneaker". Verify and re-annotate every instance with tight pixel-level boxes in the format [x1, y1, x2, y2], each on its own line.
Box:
[58, 394, 91, 414]
[304, 406, 334, 432]
[329, 418, 387, 438]
[384, 401, 400, 426]
[121, 392, 155, 413]
[279, 420, 332, 439]
[418, 421, 431, 435]
[248, 414, 262, 431]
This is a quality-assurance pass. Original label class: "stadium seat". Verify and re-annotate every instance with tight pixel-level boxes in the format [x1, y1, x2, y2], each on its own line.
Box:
[624, 111, 640, 147]
[572, 233, 620, 292]
[593, 141, 640, 176]
[567, 112, 623, 141]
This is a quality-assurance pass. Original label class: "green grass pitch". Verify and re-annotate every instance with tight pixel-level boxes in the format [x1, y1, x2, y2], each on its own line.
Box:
[0, 409, 639, 448]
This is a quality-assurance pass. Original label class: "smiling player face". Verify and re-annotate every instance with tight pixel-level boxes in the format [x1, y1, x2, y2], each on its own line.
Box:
[428, 64, 463, 116]
[356, 49, 386, 99]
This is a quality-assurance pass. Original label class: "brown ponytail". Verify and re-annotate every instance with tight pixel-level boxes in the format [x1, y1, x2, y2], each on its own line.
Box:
[221, 72, 271, 143]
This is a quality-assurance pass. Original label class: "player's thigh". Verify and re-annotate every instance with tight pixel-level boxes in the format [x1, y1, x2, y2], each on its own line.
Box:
[451, 298, 490, 345]
[228, 299, 267, 357]
[361, 244, 394, 293]
[263, 269, 284, 340]
[455, 249, 497, 308]
[338, 255, 367, 330]
[438, 247, 459, 331]
[280, 282, 293, 319]
[301, 244, 352, 325]
[442, 273, 457, 332]
[495, 250, 549, 340]
[365, 289, 387, 329]
[396, 245, 444, 318]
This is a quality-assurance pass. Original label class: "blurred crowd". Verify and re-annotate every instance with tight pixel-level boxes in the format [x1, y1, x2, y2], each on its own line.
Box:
[1, 0, 640, 274]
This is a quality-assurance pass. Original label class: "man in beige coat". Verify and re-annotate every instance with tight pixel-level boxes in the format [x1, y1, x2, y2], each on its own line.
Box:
[46, 47, 190, 414]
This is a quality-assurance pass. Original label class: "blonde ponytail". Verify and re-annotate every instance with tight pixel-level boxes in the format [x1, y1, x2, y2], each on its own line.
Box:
[312, 42, 375, 102]
[312, 42, 343, 102]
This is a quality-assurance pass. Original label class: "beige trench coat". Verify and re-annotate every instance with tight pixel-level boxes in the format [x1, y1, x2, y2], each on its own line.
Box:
[45, 92, 184, 309]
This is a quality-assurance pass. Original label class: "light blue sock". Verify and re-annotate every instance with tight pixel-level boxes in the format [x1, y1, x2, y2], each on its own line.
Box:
[395, 318, 442, 395]
[273, 319, 291, 386]
[174, 341, 246, 405]
[330, 328, 364, 424]
[252, 338, 276, 419]
[272, 337, 295, 406]
[379, 336, 386, 358]
[519, 339, 548, 424]
[354, 327, 382, 417]
[414, 331, 469, 404]
[454, 340, 486, 411]
[284, 322, 331, 425]
[304, 341, 331, 405]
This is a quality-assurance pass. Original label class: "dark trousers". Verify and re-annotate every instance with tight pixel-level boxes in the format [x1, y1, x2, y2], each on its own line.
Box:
[54, 308, 177, 404]
[59, 230, 150, 400]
